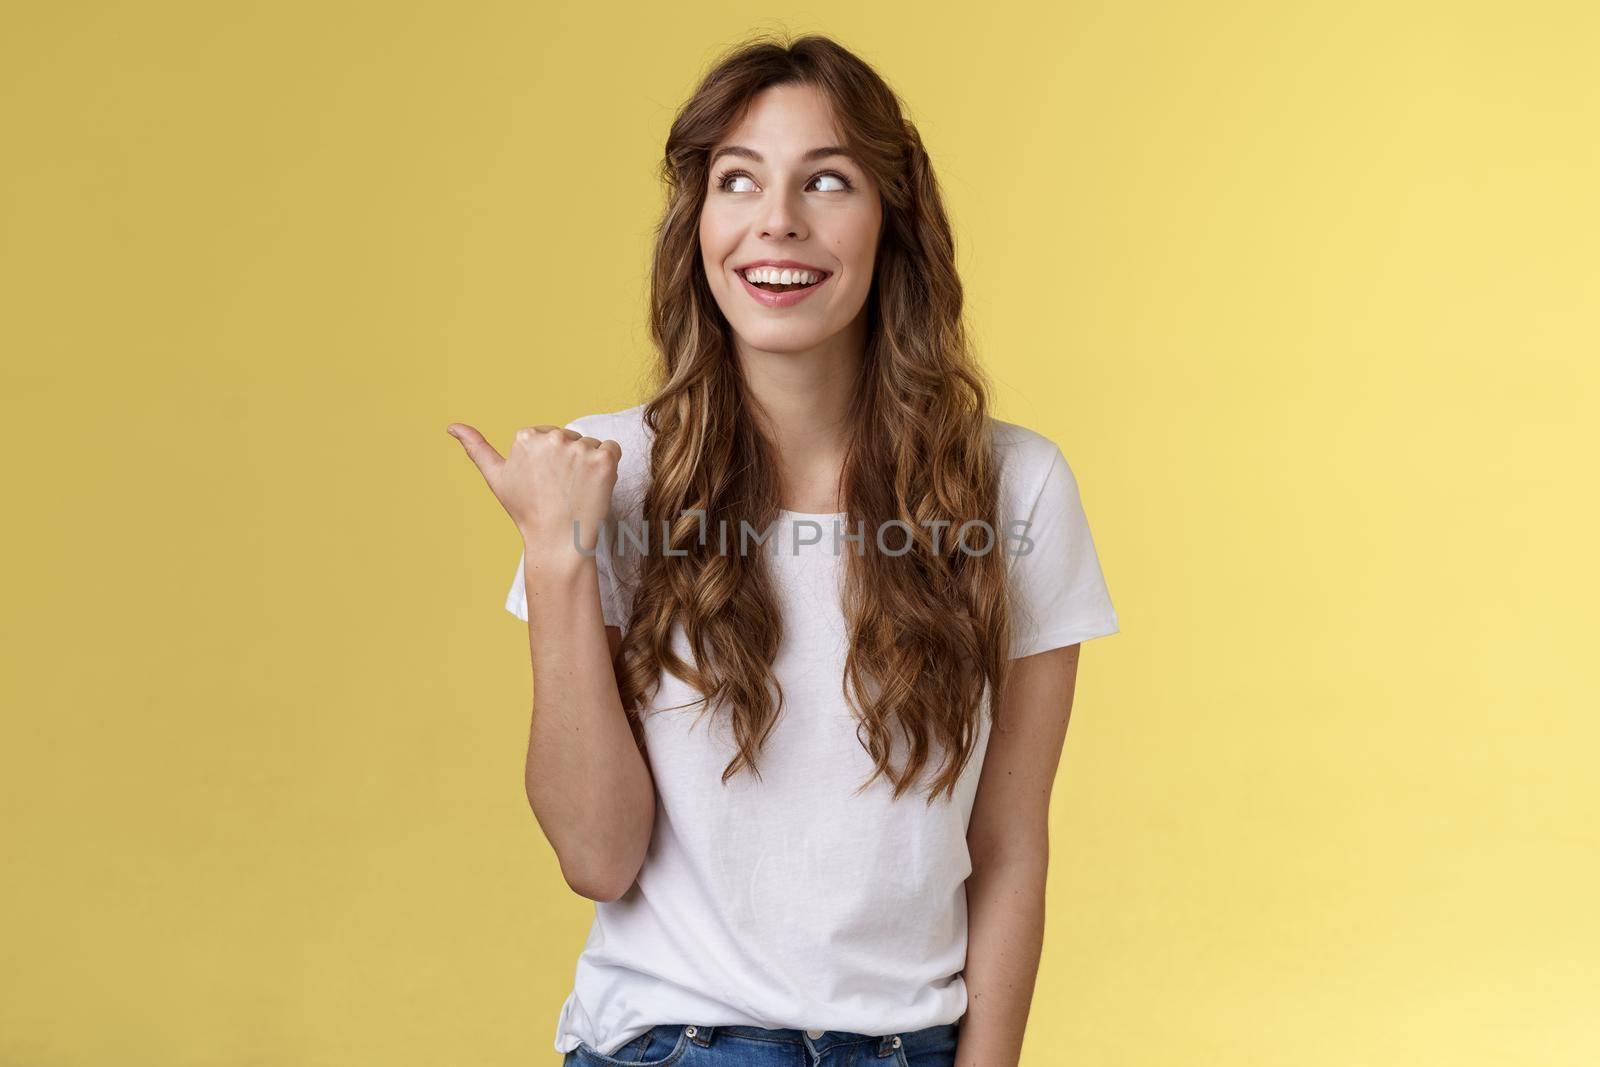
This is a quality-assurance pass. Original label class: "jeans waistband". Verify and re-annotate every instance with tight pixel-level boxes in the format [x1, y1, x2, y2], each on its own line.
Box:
[678, 1021, 960, 1059]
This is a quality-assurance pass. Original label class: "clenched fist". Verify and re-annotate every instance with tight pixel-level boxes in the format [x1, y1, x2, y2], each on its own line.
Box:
[446, 422, 622, 564]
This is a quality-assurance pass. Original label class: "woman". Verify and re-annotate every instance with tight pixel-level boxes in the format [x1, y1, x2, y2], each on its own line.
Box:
[447, 33, 1119, 1067]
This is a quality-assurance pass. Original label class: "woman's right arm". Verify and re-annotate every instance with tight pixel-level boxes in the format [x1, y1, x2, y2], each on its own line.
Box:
[519, 546, 654, 902]
[447, 420, 655, 902]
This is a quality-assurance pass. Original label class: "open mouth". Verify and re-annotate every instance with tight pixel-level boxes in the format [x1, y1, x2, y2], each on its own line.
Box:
[735, 266, 831, 306]
[740, 267, 829, 291]
[745, 276, 822, 293]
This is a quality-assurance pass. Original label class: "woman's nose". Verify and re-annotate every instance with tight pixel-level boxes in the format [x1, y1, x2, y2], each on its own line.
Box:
[760, 192, 806, 240]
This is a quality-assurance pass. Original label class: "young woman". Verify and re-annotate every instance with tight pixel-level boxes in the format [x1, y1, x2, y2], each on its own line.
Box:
[447, 34, 1118, 1067]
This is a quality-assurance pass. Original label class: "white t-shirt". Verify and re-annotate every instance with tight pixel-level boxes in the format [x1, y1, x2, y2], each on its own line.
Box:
[505, 404, 1119, 1056]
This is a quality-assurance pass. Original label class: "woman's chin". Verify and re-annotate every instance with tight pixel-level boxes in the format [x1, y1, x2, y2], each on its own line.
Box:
[730, 322, 834, 354]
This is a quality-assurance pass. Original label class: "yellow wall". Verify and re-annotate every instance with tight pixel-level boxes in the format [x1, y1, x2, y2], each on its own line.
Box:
[3, 2, 1594, 1063]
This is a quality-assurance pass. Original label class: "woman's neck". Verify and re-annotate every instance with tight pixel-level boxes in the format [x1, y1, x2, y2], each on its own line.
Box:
[735, 320, 864, 512]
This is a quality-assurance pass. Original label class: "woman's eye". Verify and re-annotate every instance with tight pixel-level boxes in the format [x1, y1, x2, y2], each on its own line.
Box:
[714, 170, 854, 193]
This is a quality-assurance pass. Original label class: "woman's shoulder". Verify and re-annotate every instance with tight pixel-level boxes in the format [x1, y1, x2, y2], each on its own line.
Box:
[988, 415, 1059, 456]
[987, 416, 1071, 503]
[564, 403, 651, 449]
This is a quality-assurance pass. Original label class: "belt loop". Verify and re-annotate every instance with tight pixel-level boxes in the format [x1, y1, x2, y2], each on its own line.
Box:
[685, 1024, 715, 1047]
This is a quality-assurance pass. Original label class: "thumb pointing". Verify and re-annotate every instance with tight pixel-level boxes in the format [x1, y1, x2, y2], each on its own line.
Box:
[445, 422, 504, 481]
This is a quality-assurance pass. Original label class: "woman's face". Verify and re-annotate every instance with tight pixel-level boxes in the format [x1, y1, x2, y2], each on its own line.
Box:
[699, 83, 883, 355]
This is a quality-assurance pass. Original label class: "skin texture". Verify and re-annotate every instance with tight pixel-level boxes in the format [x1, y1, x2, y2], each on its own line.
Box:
[445, 421, 653, 903]
[700, 83, 1085, 1067]
[697, 82, 882, 511]
[959, 643, 1082, 1066]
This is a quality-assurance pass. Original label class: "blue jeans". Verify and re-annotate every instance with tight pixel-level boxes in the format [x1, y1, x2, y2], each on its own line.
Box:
[563, 1022, 961, 1066]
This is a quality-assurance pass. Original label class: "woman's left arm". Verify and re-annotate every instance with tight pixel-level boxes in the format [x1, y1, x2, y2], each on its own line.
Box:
[956, 643, 1083, 1067]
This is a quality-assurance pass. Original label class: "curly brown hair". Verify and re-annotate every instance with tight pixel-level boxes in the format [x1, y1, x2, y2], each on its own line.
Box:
[613, 32, 1018, 806]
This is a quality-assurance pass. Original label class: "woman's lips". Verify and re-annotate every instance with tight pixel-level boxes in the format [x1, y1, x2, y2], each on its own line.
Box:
[735, 269, 829, 308]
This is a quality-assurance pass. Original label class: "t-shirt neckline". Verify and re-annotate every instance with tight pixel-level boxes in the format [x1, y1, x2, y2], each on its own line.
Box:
[778, 508, 847, 521]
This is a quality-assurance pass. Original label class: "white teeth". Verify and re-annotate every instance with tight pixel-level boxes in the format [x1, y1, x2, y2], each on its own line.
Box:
[742, 266, 822, 285]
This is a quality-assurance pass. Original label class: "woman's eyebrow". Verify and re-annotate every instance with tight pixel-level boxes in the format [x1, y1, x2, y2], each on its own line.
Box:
[710, 145, 856, 166]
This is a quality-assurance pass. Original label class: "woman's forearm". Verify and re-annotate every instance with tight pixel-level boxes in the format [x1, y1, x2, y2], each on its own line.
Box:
[521, 544, 654, 902]
[956, 850, 1049, 1066]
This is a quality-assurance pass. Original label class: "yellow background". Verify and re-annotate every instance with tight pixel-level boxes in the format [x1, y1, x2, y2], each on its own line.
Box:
[3, 2, 1595, 1064]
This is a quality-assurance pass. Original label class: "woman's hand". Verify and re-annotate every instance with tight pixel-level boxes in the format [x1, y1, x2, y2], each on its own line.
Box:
[446, 422, 622, 565]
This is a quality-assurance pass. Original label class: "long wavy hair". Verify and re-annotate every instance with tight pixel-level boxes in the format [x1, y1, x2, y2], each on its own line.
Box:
[612, 32, 1018, 805]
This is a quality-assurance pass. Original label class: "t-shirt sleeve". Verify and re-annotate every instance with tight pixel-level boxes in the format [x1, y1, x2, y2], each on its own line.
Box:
[1006, 444, 1120, 659]
[502, 417, 628, 630]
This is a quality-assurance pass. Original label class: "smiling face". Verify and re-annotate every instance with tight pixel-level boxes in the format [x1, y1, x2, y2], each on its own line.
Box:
[699, 83, 883, 355]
